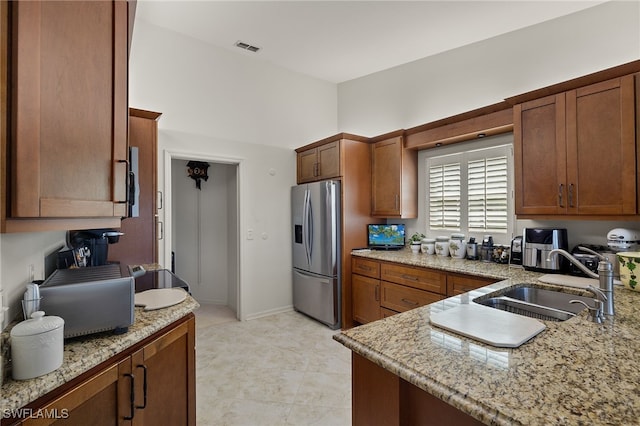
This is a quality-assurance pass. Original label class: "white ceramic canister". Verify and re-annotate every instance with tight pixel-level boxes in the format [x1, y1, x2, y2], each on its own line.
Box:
[435, 236, 450, 257]
[421, 238, 436, 254]
[449, 233, 466, 259]
[11, 311, 64, 380]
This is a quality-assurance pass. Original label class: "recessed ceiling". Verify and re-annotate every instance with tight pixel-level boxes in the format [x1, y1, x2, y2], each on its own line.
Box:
[135, 0, 607, 83]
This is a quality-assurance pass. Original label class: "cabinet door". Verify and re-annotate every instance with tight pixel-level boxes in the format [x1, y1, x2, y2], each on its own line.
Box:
[10, 0, 128, 218]
[108, 109, 161, 266]
[22, 360, 129, 426]
[565, 75, 637, 215]
[371, 137, 402, 216]
[131, 316, 196, 426]
[317, 141, 340, 179]
[352, 273, 382, 324]
[296, 147, 318, 183]
[514, 94, 567, 215]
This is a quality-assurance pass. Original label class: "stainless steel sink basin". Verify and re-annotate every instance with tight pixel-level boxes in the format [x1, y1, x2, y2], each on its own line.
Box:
[473, 286, 595, 322]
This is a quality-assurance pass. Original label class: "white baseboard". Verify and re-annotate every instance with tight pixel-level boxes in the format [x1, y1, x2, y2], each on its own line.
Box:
[244, 305, 294, 321]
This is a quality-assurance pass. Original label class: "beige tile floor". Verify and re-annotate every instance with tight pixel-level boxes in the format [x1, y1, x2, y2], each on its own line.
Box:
[194, 305, 352, 426]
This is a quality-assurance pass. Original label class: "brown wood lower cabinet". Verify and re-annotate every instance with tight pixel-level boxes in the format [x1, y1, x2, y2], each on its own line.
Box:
[351, 256, 498, 325]
[15, 314, 196, 426]
[353, 353, 483, 426]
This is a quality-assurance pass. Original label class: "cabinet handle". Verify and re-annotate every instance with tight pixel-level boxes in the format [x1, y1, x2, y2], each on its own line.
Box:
[157, 191, 163, 210]
[313, 162, 319, 177]
[401, 274, 418, 281]
[157, 220, 164, 240]
[401, 298, 419, 306]
[136, 365, 148, 409]
[558, 184, 564, 208]
[375, 285, 380, 302]
[124, 373, 136, 420]
[358, 265, 372, 271]
[568, 184, 575, 208]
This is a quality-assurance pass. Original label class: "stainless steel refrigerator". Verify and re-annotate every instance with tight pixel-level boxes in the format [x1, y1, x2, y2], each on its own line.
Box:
[291, 180, 341, 329]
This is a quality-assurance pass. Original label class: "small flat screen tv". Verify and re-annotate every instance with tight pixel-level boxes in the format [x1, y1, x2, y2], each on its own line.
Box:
[367, 224, 406, 250]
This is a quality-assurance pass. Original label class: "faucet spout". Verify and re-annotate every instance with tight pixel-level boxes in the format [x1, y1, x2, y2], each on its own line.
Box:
[546, 249, 598, 279]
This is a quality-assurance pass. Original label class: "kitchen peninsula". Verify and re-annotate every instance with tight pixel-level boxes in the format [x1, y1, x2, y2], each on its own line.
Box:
[335, 250, 640, 425]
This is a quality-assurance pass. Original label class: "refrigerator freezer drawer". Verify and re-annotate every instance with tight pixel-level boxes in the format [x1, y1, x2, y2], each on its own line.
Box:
[293, 269, 340, 329]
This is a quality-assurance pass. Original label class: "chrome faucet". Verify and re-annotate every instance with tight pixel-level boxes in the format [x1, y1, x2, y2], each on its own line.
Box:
[570, 285, 607, 323]
[547, 248, 615, 317]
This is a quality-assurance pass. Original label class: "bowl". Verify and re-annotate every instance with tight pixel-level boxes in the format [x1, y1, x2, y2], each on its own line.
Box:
[616, 251, 640, 291]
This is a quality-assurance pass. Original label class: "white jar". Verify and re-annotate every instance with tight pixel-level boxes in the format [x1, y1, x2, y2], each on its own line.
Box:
[421, 238, 435, 254]
[449, 234, 466, 259]
[435, 237, 450, 257]
[11, 311, 64, 380]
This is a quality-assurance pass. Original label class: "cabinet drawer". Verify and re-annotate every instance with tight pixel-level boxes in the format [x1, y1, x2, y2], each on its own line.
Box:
[352, 257, 380, 279]
[380, 262, 446, 294]
[446, 273, 497, 296]
[381, 282, 443, 313]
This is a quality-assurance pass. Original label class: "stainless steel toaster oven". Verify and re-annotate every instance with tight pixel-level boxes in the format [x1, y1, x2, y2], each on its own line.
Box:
[39, 264, 134, 338]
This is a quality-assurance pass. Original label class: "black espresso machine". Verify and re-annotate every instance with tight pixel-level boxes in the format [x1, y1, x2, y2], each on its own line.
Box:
[57, 229, 124, 268]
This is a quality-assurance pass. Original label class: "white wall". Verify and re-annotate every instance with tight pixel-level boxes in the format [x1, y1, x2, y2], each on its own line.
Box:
[338, 1, 640, 136]
[0, 232, 66, 327]
[129, 19, 338, 149]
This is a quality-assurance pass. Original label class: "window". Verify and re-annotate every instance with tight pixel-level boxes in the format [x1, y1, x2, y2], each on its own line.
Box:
[426, 143, 513, 240]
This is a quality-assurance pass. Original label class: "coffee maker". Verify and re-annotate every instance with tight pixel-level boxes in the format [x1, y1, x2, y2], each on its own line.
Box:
[58, 229, 124, 268]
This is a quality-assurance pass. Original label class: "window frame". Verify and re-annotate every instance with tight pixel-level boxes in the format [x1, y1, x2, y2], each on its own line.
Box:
[423, 135, 514, 243]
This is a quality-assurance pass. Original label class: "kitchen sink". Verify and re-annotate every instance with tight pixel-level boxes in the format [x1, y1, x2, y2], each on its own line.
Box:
[473, 286, 596, 322]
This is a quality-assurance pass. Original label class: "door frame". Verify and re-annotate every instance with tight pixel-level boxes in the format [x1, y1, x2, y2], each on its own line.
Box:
[163, 150, 244, 320]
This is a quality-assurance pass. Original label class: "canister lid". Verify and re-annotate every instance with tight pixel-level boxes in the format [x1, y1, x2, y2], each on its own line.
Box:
[10, 311, 64, 337]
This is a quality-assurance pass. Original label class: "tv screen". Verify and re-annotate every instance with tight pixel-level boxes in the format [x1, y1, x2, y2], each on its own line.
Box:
[367, 224, 406, 249]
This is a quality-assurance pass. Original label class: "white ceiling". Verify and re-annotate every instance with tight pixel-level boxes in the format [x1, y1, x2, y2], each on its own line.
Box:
[135, 0, 607, 83]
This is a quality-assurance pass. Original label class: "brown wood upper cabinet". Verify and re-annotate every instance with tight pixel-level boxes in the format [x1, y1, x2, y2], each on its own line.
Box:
[371, 134, 418, 218]
[2, 1, 130, 232]
[514, 74, 637, 217]
[296, 140, 341, 183]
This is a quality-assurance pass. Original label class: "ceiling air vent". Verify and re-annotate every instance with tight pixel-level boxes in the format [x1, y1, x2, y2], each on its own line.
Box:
[235, 41, 260, 53]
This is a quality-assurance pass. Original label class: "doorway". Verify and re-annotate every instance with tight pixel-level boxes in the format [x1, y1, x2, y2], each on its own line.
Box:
[165, 153, 241, 319]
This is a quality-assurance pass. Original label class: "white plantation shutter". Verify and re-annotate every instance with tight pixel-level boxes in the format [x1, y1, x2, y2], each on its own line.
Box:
[468, 156, 508, 232]
[429, 162, 461, 229]
[426, 143, 513, 238]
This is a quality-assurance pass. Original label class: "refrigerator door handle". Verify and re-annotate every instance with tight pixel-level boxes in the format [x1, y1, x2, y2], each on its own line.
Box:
[303, 189, 313, 266]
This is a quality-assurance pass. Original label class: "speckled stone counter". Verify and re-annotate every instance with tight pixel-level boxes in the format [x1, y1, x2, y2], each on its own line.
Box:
[336, 249, 640, 425]
[1, 295, 199, 413]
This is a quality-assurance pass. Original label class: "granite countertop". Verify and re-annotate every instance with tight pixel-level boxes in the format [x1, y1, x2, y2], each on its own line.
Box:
[1, 274, 199, 413]
[337, 249, 640, 425]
